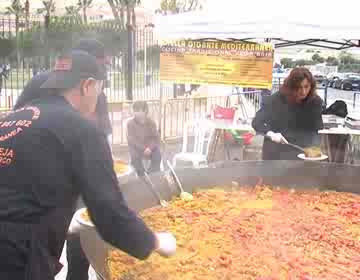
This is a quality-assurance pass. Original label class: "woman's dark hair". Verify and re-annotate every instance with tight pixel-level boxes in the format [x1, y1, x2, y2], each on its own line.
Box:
[280, 67, 317, 102]
[132, 100, 149, 114]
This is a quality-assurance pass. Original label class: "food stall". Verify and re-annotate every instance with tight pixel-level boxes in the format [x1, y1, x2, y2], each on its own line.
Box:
[75, 1, 360, 279]
[154, 0, 360, 163]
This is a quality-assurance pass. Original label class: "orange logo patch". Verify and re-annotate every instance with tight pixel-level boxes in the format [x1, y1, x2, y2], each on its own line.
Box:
[0, 106, 41, 142]
[0, 147, 15, 166]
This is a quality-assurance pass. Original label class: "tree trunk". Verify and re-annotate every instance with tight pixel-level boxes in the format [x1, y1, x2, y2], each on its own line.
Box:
[44, 15, 51, 69]
[188, 0, 198, 11]
[126, 4, 133, 100]
[25, 0, 30, 28]
[126, 4, 131, 28]
[83, 6, 87, 24]
[120, 4, 125, 29]
[131, 5, 136, 27]
[15, 15, 20, 66]
[107, 0, 121, 22]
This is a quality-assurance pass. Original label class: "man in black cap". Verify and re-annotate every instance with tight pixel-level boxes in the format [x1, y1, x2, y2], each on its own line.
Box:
[0, 50, 176, 280]
[67, 39, 114, 280]
[13, 39, 115, 280]
[15, 39, 113, 143]
[14, 71, 55, 110]
[73, 38, 113, 140]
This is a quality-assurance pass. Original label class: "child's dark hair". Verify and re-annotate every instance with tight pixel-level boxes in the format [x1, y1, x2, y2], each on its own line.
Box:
[132, 101, 149, 113]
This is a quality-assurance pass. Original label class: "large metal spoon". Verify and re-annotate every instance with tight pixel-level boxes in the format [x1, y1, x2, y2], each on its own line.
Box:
[285, 142, 305, 153]
[142, 173, 169, 207]
[166, 160, 194, 201]
[265, 135, 305, 153]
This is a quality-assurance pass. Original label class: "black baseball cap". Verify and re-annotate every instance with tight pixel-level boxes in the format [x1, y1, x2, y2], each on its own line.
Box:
[41, 50, 106, 90]
[14, 71, 53, 110]
[73, 38, 111, 65]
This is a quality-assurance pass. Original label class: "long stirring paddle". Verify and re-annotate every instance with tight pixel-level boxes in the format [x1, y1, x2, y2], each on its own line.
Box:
[166, 160, 193, 201]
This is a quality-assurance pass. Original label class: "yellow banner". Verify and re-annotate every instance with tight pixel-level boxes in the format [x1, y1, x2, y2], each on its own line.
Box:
[160, 40, 274, 89]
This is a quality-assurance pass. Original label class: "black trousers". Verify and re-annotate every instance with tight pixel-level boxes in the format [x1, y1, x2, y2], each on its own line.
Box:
[66, 199, 89, 280]
[130, 147, 162, 176]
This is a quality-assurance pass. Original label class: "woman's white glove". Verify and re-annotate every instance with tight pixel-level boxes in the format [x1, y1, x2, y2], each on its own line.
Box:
[266, 131, 288, 144]
[155, 232, 176, 257]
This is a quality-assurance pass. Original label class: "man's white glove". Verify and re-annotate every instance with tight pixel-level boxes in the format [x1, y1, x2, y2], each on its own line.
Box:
[266, 131, 288, 144]
[67, 218, 82, 236]
[155, 232, 176, 257]
[107, 135, 113, 152]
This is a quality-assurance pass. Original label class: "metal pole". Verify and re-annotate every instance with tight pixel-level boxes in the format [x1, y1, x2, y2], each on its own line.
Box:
[144, 29, 147, 86]
[354, 92, 358, 110]
[324, 80, 328, 107]
[159, 82, 164, 140]
[126, 23, 133, 100]
[44, 15, 50, 70]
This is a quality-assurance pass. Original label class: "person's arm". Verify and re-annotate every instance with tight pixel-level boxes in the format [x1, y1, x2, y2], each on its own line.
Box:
[252, 94, 289, 143]
[147, 119, 160, 151]
[69, 129, 156, 259]
[305, 98, 324, 131]
[281, 97, 324, 146]
[252, 99, 273, 135]
[95, 92, 113, 136]
[289, 97, 324, 135]
[127, 119, 147, 152]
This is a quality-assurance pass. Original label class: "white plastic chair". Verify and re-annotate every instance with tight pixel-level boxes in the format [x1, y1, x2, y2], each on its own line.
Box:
[173, 120, 214, 168]
[233, 95, 256, 121]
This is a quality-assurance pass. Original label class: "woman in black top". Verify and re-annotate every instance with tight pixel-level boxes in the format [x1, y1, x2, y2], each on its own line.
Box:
[252, 67, 324, 160]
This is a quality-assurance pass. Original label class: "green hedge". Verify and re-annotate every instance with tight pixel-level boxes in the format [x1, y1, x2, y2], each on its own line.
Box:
[1, 17, 129, 60]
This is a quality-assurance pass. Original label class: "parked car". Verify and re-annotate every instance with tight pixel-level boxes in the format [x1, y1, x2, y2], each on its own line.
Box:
[340, 75, 360, 91]
[328, 77, 340, 88]
[333, 73, 352, 89]
[314, 74, 326, 84]
[333, 73, 357, 89]
[334, 75, 345, 89]
[326, 73, 341, 88]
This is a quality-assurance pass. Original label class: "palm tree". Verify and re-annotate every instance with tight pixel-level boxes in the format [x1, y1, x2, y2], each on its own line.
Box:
[107, 0, 141, 28]
[5, 0, 25, 65]
[24, 0, 30, 28]
[5, 0, 25, 35]
[77, 0, 93, 24]
[130, 0, 141, 28]
[37, 0, 56, 69]
[106, 0, 121, 22]
[65, 5, 81, 20]
[159, 0, 203, 14]
[37, 0, 56, 21]
[117, 0, 126, 29]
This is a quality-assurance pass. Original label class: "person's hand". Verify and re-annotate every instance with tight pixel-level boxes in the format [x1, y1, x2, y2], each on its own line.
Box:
[144, 147, 152, 157]
[266, 131, 288, 144]
[154, 232, 176, 257]
[67, 218, 82, 236]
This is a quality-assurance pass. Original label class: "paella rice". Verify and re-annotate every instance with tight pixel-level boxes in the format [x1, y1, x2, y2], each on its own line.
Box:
[303, 146, 322, 158]
[113, 160, 130, 175]
[85, 185, 360, 280]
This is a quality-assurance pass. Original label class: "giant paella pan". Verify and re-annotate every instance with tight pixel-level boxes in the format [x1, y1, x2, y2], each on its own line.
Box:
[76, 160, 360, 280]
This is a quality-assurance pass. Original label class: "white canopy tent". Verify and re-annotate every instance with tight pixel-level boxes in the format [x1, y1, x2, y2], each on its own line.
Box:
[154, 0, 360, 49]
